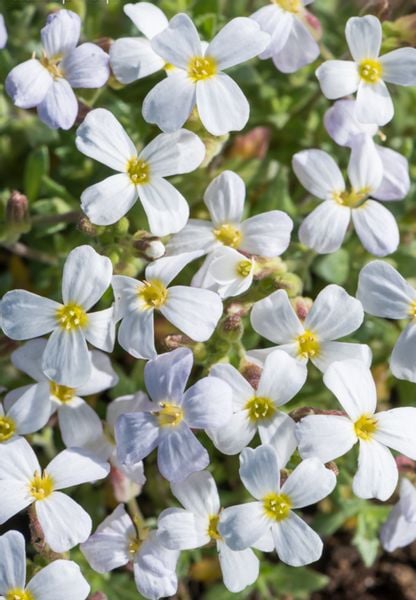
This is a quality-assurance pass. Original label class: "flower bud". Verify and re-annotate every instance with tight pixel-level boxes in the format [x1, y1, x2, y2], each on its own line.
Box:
[89, 593, 108, 600]
[240, 361, 262, 391]
[6, 190, 30, 231]
[292, 296, 313, 321]
[276, 272, 303, 297]
[228, 126, 271, 160]
[133, 231, 166, 260]
[217, 314, 243, 342]
[78, 215, 100, 237]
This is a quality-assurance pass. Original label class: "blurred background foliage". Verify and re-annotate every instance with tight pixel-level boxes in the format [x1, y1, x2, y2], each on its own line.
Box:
[1, 0, 416, 598]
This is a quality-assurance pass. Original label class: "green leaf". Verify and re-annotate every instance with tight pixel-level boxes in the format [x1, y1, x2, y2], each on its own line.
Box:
[352, 505, 389, 567]
[313, 248, 350, 285]
[24, 146, 50, 201]
[261, 563, 329, 599]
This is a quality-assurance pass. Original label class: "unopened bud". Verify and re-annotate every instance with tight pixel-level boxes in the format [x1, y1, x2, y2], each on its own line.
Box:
[218, 314, 243, 342]
[7, 190, 30, 229]
[276, 272, 303, 297]
[241, 361, 262, 391]
[164, 334, 193, 350]
[228, 126, 271, 160]
[89, 593, 108, 600]
[133, 232, 166, 260]
[114, 217, 130, 236]
[94, 37, 112, 53]
[292, 296, 313, 321]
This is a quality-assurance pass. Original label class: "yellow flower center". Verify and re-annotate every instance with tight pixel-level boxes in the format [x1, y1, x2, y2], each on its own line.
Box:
[188, 56, 217, 82]
[354, 414, 378, 441]
[6, 589, 34, 600]
[55, 303, 88, 331]
[333, 188, 370, 208]
[273, 0, 301, 12]
[157, 402, 184, 427]
[236, 259, 252, 278]
[245, 396, 276, 422]
[296, 330, 320, 359]
[207, 514, 222, 540]
[127, 157, 150, 185]
[128, 537, 141, 556]
[40, 53, 63, 79]
[358, 59, 383, 84]
[263, 492, 292, 521]
[408, 300, 416, 318]
[0, 416, 16, 442]
[213, 223, 242, 248]
[50, 381, 76, 404]
[138, 280, 168, 310]
[29, 471, 54, 501]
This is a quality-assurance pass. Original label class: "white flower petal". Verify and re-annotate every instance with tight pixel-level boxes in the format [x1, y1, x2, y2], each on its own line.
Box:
[42, 327, 90, 388]
[140, 129, 205, 177]
[145, 347, 193, 404]
[353, 440, 397, 501]
[299, 201, 351, 254]
[219, 503, 269, 551]
[157, 507, 209, 549]
[324, 98, 378, 147]
[37, 78, 78, 130]
[196, 73, 249, 136]
[380, 503, 416, 552]
[142, 73, 196, 133]
[282, 458, 336, 509]
[258, 413, 297, 469]
[251, 5, 292, 58]
[374, 407, 416, 459]
[84, 307, 115, 352]
[296, 414, 356, 463]
[208, 410, 255, 455]
[118, 309, 156, 360]
[373, 146, 410, 201]
[208, 247, 254, 298]
[10, 339, 47, 381]
[81, 174, 137, 226]
[8, 383, 50, 435]
[157, 424, 209, 482]
[124, 2, 168, 39]
[183, 376, 232, 429]
[5, 59, 52, 108]
[347, 134, 383, 192]
[151, 13, 201, 68]
[134, 532, 179, 600]
[352, 200, 399, 256]
[171, 471, 220, 517]
[0, 530, 26, 591]
[0, 436, 40, 481]
[76, 349, 118, 396]
[390, 324, 416, 383]
[312, 341, 372, 372]
[355, 80, 394, 126]
[251, 289, 303, 345]
[0, 480, 32, 524]
[62, 245, 112, 310]
[116, 412, 159, 465]
[146, 252, 200, 286]
[272, 512, 323, 566]
[62, 43, 109, 88]
[204, 170, 245, 225]
[0, 290, 59, 339]
[138, 177, 190, 236]
[166, 220, 216, 256]
[27, 559, 90, 600]
[315, 60, 359, 99]
[218, 541, 259, 593]
[110, 37, 165, 83]
[257, 349, 307, 406]
[272, 18, 319, 73]
[345, 15, 382, 62]
[58, 398, 103, 448]
[41, 9, 80, 57]
[240, 210, 293, 257]
[292, 149, 344, 200]
[399, 478, 416, 522]
[76, 108, 137, 170]
[47, 447, 109, 489]
[323, 359, 376, 419]
[380, 47, 416, 86]
[210, 363, 254, 408]
[239, 445, 280, 499]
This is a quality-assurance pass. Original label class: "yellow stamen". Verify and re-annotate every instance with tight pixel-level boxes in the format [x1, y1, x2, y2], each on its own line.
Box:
[6, 589, 34, 600]
[408, 300, 416, 318]
[157, 402, 184, 427]
[29, 471, 54, 501]
[358, 59, 383, 84]
[50, 381, 76, 404]
[0, 416, 16, 443]
[213, 223, 242, 248]
[207, 514, 222, 540]
[263, 492, 292, 521]
[245, 396, 276, 422]
[188, 56, 217, 82]
[126, 157, 150, 185]
[236, 259, 252, 278]
[55, 303, 88, 331]
[354, 414, 378, 441]
[296, 330, 320, 359]
[40, 53, 64, 79]
[333, 188, 370, 208]
[128, 537, 141, 556]
[273, 0, 301, 12]
[138, 280, 168, 310]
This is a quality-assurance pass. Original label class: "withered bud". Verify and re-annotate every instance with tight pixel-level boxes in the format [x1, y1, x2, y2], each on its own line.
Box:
[164, 334, 193, 350]
[292, 296, 313, 321]
[241, 361, 262, 391]
[228, 126, 271, 160]
[325, 461, 339, 477]
[218, 314, 243, 342]
[78, 215, 98, 237]
[7, 190, 29, 225]
[89, 593, 108, 600]
[395, 455, 416, 473]
[289, 406, 317, 422]
[94, 37, 112, 53]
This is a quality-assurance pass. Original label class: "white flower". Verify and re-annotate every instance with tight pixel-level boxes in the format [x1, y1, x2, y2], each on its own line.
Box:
[0, 245, 115, 388]
[206, 247, 256, 298]
[81, 504, 179, 600]
[357, 260, 416, 382]
[0, 14, 7, 49]
[5, 9, 109, 129]
[0, 436, 109, 552]
[115, 348, 232, 482]
[207, 349, 305, 456]
[293, 136, 400, 256]
[0, 530, 90, 600]
[297, 359, 416, 501]
[112, 253, 223, 359]
[219, 445, 336, 566]
[5, 339, 118, 448]
[158, 471, 259, 593]
[324, 99, 410, 200]
[250, 284, 370, 372]
[251, 0, 319, 73]
[76, 108, 205, 233]
[316, 15, 416, 125]
[110, 2, 169, 84]
[142, 14, 270, 136]
[381, 478, 416, 552]
[166, 170, 293, 289]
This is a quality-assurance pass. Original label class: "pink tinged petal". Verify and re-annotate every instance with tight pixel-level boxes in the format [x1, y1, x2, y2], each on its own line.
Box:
[0, 436, 40, 480]
[124, 2, 168, 38]
[118, 309, 156, 360]
[374, 407, 416, 459]
[299, 201, 351, 254]
[272, 18, 319, 73]
[312, 341, 372, 372]
[257, 349, 307, 406]
[157, 424, 209, 482]
[140, 129, 205, 177]
[11, 339, 48, 381]
[251, 6, 292, 58]
[115, 412, 160, 465]
[352, 200, 399, 257]
[353, 439, 398, 501]
[47, 447, 109, 489]
[219, 503, 270, 551]
[182, 376, 232, 429]
[81, 173, 137, 226]
[145, 347, 193, 404]
[134, 533, 179, 600]
[150, 13, 202, 68]
[76, 349, 118, 396]
[315, 60, 359, 99]
[166, 220, 216, 256]
[41, 9, 80, 57]
[84, 307, 115, 352]
[240, 210, 293, 257]
[42, 327, 91, 388]
[281, 457, 336, 509]
[26, 559, 90, 600]
[76, 108, 137, 170]
[137, 177, 190, 236]
[239, 445, 280, 499]
[0, 481, 33, 524]
[207, 410, 256, 455]
[251, 289, 303, 345]
[5, 59, 52, 108]
[380, 503, 416, 552]
[390, 324, 416, 383]
[207, 17, 270, 70]
[324, 98, 378, 147]
[58, 398, 103, 448]
[323, 359, 376, 420]
[345, 15, 382, 62]
[292, 149, 344, 200]
[142, 73, 196, 133]
[196, 73, 249, 136]
[37, 78, 78, 130]
[62, 245, 112, 310]
[171, 470, 220, 517]
[380, 47, 416, 86]
[0, 530, 26, 591]
[347, 134, 383, 192]
[110, 37, 165, 83]
[355, 80, 394, 126]
[258, 413, 298, 469]
[305, 284, 364, 341]
[272, 512, 323, 566]
[217, 541, 259, 593]
[161, 286, 223, 341]
[0, 290, 59, 340]
[36, 492, 92, 552]
[373, 146, 410, 201]
[8, 383, 51, 435]
[296, 414, 357, 463]
[61, 43, 109, 88]
[157, 508, 210, 550]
